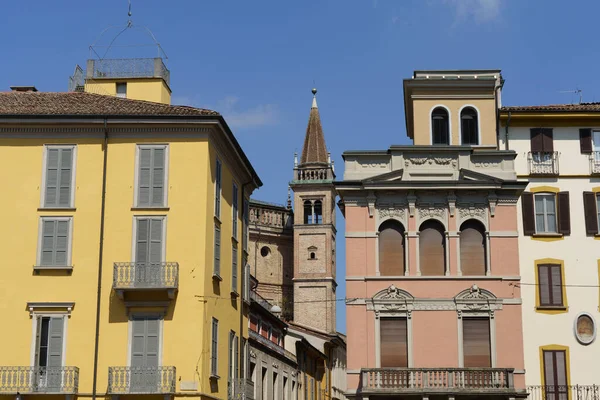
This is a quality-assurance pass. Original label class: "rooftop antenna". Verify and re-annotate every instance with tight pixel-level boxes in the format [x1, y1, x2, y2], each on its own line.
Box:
[558, 87, 583, 104]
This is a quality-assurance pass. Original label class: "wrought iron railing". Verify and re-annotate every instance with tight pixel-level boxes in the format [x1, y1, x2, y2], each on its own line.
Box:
[528, 385, 600, 400]
[108, 366, 176, 394]
[113, 262, 179, 290]
[87, 58, 170, 85]
[528, 152, 559, 175]
[360, 368, 515, 392]
[590, 152, 600, 175]
[0, 366, 79, 394]
[229, 378, 255, 400]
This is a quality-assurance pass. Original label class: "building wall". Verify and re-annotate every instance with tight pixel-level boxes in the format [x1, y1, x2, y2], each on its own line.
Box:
[502, 125, 600, 385]
[249, 346, 298, 400]
[0, 124, 252, 400]
[84, 78, 171, 104]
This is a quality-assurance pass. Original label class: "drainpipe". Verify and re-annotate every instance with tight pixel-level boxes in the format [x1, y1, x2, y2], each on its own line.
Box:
[505, 111, 511, 151]
[92, 119, 109, 400]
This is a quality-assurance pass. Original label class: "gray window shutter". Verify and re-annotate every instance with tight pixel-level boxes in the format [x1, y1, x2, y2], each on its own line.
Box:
[131, 318, 146, 367]
[538, 266, 551, 305]
[45, 148, 73, 207]
[228, 332, 233, 384]
[149, 219, 163, 264]
[136, 219, 149, 264]
[55, 220, 69, 265]
[145, 318, 160, 368]
[41, 219, 69, 266]
[151, 148, 165, 206]
[214, 225, 221, 276]
[58, 149, 73, 207]
[131, 318, 160, 368]
[211, 318, 219, 376]
[41, 220, 56, 265]
[234, 335, 239, 380]
[47, 317, 64, 367]
[34, 316, 43, 367]
[138, 148, 152, 206]
[232, 245, 238, 292]
[551, 265, 563, 306]
[215, 160, 222, 217]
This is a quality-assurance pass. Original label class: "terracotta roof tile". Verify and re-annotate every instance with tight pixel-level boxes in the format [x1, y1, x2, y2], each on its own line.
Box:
[0, 91, 219, 116]
[501, 103, 600, 112]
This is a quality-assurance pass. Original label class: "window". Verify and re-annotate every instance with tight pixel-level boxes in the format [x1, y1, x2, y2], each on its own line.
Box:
[380, 318, 408, 367]
[243, 197, 249, 252]
[211, 318, 219, 377]
[543, 350, 568, 400]
[273, 371, 279, 400]
[314, 200, 323, 224]
[538, 264, 564, 307]
[583, 192, 600, 235]
[304, 201, 313, 224]
[232, 183, 239, 239]
[243, 263, 251, 303]
[215, 159, 222, 217]
[42, 145, 76, 208]
[378, 220, 405, 276]
[431, 107, 450, 145]
[262, 367, 268, 400]
[283, 376, 289, 400]
[228, 331, 238, 395]
[214, 224, 221, 278]
[116, 82, 127, 98]
[459, 220, 486, 276]
[34, 316, 65, 368]
[462, 318, 491, 367]
[232, 244, 238, 293]
[530, 128, 554, 154]
[460, 107, 479, 145]
[522, 191, 570, 236]
[136, 145, 167, 207]
[134, 217, 164, 265]
[419, 220, 446, 276]
[261, 246, 271, 257]
[37, 217, 72, 268]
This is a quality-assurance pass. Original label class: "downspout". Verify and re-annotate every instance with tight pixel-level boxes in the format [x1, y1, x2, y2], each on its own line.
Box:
[92, 119, 109, 400]
[505, 111, 511, 151]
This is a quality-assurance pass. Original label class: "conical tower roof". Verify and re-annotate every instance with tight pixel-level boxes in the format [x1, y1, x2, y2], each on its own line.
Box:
[299, 88, 328, 166]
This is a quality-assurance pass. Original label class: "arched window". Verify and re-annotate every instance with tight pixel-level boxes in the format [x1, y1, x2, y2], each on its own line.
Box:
[461, 107, 479, 145]
[303, 200, 313, 224]
[378, 220, 405, 276]
[419, 220, 446, 276]
[314, 200, 323, 224]
[431, 107, 450, 145]
[460, 220, 486, 276]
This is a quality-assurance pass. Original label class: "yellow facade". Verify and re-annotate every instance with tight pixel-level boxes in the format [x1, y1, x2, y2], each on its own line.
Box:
[0, 114, 259, 400]
[85, 78, 171, 104]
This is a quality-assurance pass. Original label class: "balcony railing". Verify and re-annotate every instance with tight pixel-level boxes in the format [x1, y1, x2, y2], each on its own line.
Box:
[528, 152, 559, 175]
[229, 378, 255, 400]
[113, 262, 178, 298]
[108, 366, 176, 394]
[590, 152, 600, 175]
[360, 368, 516, 394]
[528, 385, 600, 400]
[0, 366, 79, 394]
[86, 58, 170, 85]
[294, 166, 334, 182]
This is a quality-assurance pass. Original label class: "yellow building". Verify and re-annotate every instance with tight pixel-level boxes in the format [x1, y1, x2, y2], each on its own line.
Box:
[0, 82, 261, 400]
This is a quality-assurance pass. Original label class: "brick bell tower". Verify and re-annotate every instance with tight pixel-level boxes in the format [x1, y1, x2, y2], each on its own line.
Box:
[290, 88, 337, 333]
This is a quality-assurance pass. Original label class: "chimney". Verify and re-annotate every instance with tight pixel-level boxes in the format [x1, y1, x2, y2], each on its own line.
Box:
[10, 86, 38, 92]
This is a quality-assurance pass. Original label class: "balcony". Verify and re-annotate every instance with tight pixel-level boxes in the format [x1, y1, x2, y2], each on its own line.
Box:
[528, 152, 559, 175]
[0, 366, 79, 394]
[108, 366, 176, 394]
[230, 378, 255, 400]
[86, 58, 170, 85]
[360, 368, 518, 395]
[293, 165, 335, 182]
[113, 262, 178, 299]
[590, 152, 600, 175]
[528, 385, 600, 400]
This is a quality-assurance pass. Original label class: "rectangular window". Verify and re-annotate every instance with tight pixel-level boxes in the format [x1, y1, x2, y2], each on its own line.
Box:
[232, 244, 238, 293]
[228, 331, 235, 394]
[211, 318, 219, 377]
[215, 159, 222, 218]
[380, 318, 408, 367]
[134, 217, 164, 264]
[136, 145, 167, 207]
[534, 193, 557, 233]
[232, 183, 239, 239]
[543, 350, 568, 400]
[38, 217, 72, 267]
[273, 371, 279, 400]
[243, 262, 250, 303]
[35, 316, 65, 368]
[462, 318, 491, 367]
[241, 337, 248, 379]
[262, 367, 268, 400]
[130, 317, 160, 367]
[243, 197, 249, 252]
[116, 82, 127, 98]
[214, 224, 221, 277]
[43, 146, 76, 208]
[538, 264, 564, 307]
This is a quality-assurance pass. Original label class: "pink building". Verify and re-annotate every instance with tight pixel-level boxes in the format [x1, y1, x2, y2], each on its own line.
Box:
[336, 70, 529, 400]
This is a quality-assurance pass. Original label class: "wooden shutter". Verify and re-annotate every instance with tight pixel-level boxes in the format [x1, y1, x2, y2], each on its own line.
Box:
[557, 192, 571, 235]
[583, 192, 599, 234]
[55, 220, 69, 265]
[463, 318, 491, 367]
[419, 222, 445, 276]
[380, 318, 408, 367]
[580, 129, 593, 153]
[228, 331, 234, 383]
[530, 128, 543, 152]
[151, 148, 165, 206]
[460, 223, 486, 276]
[45, 148, 73, 207]
[521, 192, 535, 236]
[542, 128, 554, 152]
[550, 266, 563, 306]
[378, 222, 404, 276]
[543, 350, 568, 390]
[215, 160, 222, 217]
[47, 317, 64, 367]
[34, 316, 43, 366]
[138, 148, 152, 206]
[41, 220, 57, 265]
[211, 318, 219, 375]
[136, 219, 149, 264]
[232, 245, 238, 292]
[149, 219, 163, 264]
[131, 318, 159, 368]
[58, 149, 73, 207]
[131, 318, 146, 367]
[214, 225, 221, 276]
[538, 265, 551, 306]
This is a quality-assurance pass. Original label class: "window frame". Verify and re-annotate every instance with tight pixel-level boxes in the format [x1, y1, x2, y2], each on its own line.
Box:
[537, 263, 565, 308]
[534, 192, 558, 234]
[374, 310, 413, 368]
[133, 144, 169, 208]
[461, 317, 492, 367]
[116, 82, 127, 98]
[459, 105, 481, 146]
[40, 145, 77, 209]
[232, 182, 239, 240]
[378, 317, 409, 368]
[215, 158, 222, 218]
[126, 313, 164, 368]
[430, 105, 451, 145]
[36, 216, 74, 269]
[130, 215, 167, 263]
[377, 219, 406, 277]
[231, 243, 239, 295]
[213, 223, 222, 279]
[542, 349, 569, 400]
[457, 314, 496, 368]
[211, 318, 219, 379]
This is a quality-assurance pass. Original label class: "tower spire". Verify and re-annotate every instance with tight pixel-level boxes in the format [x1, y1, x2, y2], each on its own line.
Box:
[299, 88, 328, 166]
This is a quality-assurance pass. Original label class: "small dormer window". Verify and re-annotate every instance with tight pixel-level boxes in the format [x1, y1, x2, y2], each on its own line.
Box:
[461, 107, 479, 145]
[116, 82, 127, 98]
[431, 107, 450, 145]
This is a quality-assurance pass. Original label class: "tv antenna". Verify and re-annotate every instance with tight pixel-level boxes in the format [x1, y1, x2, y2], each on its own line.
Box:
[558, 87, 583, 104]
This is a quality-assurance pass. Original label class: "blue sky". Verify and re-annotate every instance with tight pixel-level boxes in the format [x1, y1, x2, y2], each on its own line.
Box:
[3, 0, 600, 332]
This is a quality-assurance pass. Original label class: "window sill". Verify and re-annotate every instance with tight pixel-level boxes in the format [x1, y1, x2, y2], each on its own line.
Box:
[212, 274, 222, 282]
[33, 265, 73, 273]
[209, 374, 220, 381]
[231, 290, 239, 298]
[214, 216, 222, 225]
[536, 306, 567, 311]
[231, 236, 239, 244]
[38, 207, 76, 212]
[131, 207, 170, 211]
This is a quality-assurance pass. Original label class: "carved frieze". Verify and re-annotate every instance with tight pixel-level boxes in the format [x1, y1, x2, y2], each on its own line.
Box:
[457, 204, 487, 224]
[405, 156, 457, 167]
[377, 206, 407, 222]
[417, 207, 446, 220]
[473, 161, 501, 169]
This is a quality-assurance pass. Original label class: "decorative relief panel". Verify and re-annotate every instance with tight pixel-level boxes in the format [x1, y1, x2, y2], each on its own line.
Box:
[457, 204, 488, 226]
[574, 312, 596, 345]
[405, 156, 457, 167]
[377, 205, 408, 226]
[417, 206, 447, 226]
[473, 161, 501, 169]
[454, 285, 502, 315]
[359, 159, 388, 169]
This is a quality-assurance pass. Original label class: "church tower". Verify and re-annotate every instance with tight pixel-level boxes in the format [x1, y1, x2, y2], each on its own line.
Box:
[290, 89, 337, 333]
